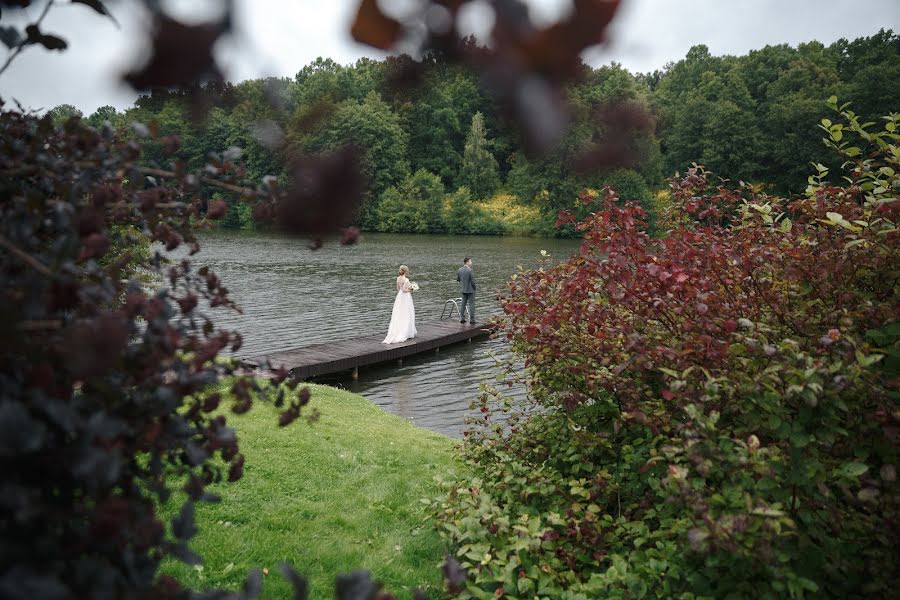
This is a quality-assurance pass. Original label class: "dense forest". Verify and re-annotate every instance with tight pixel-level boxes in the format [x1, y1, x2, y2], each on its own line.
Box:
[50, 29, 900, 235]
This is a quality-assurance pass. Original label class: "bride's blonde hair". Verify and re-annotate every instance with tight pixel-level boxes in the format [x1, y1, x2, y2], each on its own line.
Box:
[398, 265, 409, 276]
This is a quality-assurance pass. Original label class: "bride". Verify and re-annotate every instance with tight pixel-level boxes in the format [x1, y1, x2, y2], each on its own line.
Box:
[382, 265, 417, 344]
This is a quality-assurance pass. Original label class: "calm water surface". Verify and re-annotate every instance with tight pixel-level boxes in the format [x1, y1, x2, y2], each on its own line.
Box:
[183, 231, 580, 437]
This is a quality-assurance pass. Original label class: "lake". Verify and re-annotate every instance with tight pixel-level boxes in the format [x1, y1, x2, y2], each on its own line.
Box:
[181, 230, 580, 437]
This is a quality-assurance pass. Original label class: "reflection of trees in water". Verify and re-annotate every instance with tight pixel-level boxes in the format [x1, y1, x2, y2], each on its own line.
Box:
[393, 374, 414, 421]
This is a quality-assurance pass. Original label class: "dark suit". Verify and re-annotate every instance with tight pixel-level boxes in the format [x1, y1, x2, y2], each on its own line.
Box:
[456, 265, 476, 322]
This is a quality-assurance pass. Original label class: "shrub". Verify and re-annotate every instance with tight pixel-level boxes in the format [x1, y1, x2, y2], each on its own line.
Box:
[375, 169, 446, 233]
[218, 192, 254, 230]
[432, 102, 899, 598]
[0, 107, 317, 599]
[476, 193, 545, 236]
[446, 186, 477, 234]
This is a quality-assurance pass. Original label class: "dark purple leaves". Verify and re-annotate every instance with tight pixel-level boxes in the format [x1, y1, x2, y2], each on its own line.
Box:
[335, 569, 383, 600]
[0, 22, 330, 600]
[65, 312, 129, 378]
[71, 0, 118, 26]
[243, 569, 263, 599]
[277, 146, 366, 237]
[123, 15, 225, 90]
[24, 24, 66, 50]
[78, 232, 109, 261]
[0, 402, 47, 457]
[571, 103, 655, 173]
[442, 556, 466, 594]
[0, 569, 68, 600]
[228, 454, 245, 482]
[279, 564, 309, 600]
[278, 407, 299, 427]
[207, 199, 227, 220]
[341, 227, 361, 246]
[172, 502, 197, 541]
[0, 25, 23, 48]
[298, 386, 311, 407]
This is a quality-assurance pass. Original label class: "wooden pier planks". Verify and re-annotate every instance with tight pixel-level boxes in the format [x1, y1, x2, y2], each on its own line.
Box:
[242, 320, 491, 379]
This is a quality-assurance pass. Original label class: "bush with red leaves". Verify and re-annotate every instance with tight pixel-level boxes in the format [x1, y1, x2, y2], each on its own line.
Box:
[432, 102, 899, 597]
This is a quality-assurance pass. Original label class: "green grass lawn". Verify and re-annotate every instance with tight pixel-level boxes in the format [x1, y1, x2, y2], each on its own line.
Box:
[161, 383, 461, 599]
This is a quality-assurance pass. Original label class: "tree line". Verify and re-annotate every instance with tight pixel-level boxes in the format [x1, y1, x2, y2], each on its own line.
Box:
[50, 29, 899, 235]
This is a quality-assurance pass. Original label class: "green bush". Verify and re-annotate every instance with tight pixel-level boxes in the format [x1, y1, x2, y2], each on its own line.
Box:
[375, 168, 446, 233]
[446, 186, 477, 234]
[218, 192, 254, 230]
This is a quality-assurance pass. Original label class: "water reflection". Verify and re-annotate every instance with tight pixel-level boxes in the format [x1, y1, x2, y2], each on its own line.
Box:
[177, 231, 579, 437]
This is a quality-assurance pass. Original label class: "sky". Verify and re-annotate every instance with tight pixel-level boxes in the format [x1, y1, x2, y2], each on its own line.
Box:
[1, 0, 898, 115]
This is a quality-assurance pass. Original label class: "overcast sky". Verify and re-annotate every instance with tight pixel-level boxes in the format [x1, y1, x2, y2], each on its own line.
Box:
[1, 0, 897, 114]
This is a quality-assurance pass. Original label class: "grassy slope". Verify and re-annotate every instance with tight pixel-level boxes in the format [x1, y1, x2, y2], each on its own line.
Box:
[162, 384, 460, 599]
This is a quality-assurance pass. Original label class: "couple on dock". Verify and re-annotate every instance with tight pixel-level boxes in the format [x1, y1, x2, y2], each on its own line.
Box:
[382, 257, 477, 344]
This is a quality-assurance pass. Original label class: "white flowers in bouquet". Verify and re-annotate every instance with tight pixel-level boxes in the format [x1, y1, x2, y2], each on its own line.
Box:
[408, 282, 420, 291]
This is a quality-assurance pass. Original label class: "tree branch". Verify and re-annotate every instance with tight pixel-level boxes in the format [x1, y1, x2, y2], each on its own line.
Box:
[136, 167, 266, 199]
[0, 234, 54, 277]
[0, 0, 56, 79]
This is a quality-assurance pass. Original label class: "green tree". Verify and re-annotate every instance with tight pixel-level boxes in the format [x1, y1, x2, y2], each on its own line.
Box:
[397, 68, 484, 185]
[445, 186, 476, 234]
[660, 66, 762, 182]
[46, 103, 83, 124]
[338, 57, 385, 103]
[761, 53, 841, 191]
[375, 169, 446, 233]
[222, 78, 288, 181]
[832, 29, 900, 120]
[374, 186, 407, 232]
[307, 91, 410, 228]
[85, 105, 119, 129]
[290, 57, 346, 107]
[458, 111, 500, 199]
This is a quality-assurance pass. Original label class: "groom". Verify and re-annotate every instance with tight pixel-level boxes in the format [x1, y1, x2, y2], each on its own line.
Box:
[456, 257, 476, 325]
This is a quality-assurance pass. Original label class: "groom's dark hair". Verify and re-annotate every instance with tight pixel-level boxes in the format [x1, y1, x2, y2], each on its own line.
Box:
[463, 257, 470, 264]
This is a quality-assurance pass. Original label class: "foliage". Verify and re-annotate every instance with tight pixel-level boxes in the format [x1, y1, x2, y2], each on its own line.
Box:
[306, 91, 410, 228]
[475, 193, 546, 237]
[432, 104, 899, 598]
[399, 65, 483, 185]
[579, 169, 655, 227]
[46, 102, 82, 124]
[458, 112, 500, 200]
[85, 105, 120, 130]
[445, 186, 477, 235]
[0, 105, 305, 598]
[102, 223, 153, 284]
[654, 32, 899, 193]
[51, 30, 898, 233]
[217, 192, 254, 230]
[375, 168, 446, 234]
[0, 0, 644, 598]
[0, 90, 369, 598]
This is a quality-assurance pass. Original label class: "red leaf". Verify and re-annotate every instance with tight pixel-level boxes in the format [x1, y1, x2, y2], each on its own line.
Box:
[350, 0, 402, 50]
[207, 200, 227, 220]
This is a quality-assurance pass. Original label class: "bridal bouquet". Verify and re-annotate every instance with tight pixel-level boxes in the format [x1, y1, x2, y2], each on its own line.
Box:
[409, 282, 420, 291]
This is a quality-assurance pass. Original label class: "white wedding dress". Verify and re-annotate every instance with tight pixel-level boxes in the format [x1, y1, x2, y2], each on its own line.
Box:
[382, 276, 417, 344]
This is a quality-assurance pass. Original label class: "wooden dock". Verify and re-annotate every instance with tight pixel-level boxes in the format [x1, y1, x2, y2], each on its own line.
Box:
[242, 320, 492, 379]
